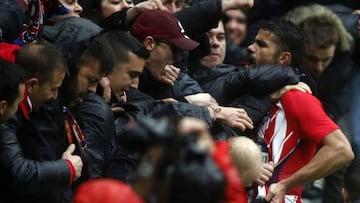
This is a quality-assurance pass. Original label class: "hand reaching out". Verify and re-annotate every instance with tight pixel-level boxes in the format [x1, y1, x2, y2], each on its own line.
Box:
[270, 82, 312, 101]
[210, 106, 254, 131]
[222, 0, 254, 12]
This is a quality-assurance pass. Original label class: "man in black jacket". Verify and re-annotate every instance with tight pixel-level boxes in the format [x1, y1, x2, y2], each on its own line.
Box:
[56, 29, 119, 191]
[0, 41, 83, 203]
[102, 29, 253, 183]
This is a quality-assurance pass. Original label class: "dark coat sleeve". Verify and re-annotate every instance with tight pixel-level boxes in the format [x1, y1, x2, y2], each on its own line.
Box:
[172, 72, 204, 101]
[0, 114, 71, 194]
[230, 94, 272, 126]
[195, 64, 299, 105]
[74, 93, 115, 180]
[150, 102, 213, 127]
[212, 94, 272, 138]
[99, 8, 130, 31]
[139, 71, 203, 102]
[224, 65, 299, 98]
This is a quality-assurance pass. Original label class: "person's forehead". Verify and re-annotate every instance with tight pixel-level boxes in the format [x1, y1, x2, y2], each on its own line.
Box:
[305, 44, 335, 58]
[256, 29, 277, 41]
[42, 70, 65, 87]
[226, 9, 246, 18]
[208, 22, 225, 35]
[79, 62, 102, 77]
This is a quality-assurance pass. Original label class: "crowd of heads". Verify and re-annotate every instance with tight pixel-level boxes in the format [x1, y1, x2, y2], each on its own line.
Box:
[0, 0, 359, 203]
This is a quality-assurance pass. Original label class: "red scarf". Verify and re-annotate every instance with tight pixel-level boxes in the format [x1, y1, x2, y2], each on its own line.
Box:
[19, 89, 32, 120]
[0, 42, 21, 62]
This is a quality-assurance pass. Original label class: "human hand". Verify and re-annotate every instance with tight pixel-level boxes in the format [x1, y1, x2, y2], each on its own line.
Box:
[99, 77, 112, 103]
[111, 92, 127, 113]
[270, 82, 311, 101]
[265, 182, 287, 203]
[222, 0, 254, 12]
[127, 0, 169, 25]
[184, 93, 218, 106]
[161, 97, 178, 103]
[160, 64, 180, 86]
[256, 161, 274, 185]
[111, 106, 125, 113]
[212, 106, 254, 131]
[134, 0, 169, 13]
[61, 144, 83, 180]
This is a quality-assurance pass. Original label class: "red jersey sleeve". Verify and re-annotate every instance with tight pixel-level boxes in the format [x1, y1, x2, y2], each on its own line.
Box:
[280, 90, 339, 145]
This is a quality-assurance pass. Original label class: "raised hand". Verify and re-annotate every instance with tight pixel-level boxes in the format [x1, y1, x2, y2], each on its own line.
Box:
[160, 64, 180, 86]
[222, 0, 254, 12]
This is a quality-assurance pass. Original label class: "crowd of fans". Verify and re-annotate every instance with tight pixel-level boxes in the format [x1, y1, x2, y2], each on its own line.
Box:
[0, 0, 359, 203]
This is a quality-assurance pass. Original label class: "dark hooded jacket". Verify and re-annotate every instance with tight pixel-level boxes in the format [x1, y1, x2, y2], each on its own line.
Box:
[188, 63, 299, 105]
[139, 70, 204, 102]
[72, 92, 115, 187]
[40, 17, 102, 68]
[188, 63, 299, 137]
[0, 0, 24, 43]
[107, 88, 214, 182]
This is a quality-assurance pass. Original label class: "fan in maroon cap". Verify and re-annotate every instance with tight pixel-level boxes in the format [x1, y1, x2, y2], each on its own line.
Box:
[131, 9, 199, 51]
[131, 9, 199, 82]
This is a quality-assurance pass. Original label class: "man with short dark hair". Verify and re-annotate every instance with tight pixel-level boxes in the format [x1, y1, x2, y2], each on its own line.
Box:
[248, 20, 354, 203]
[0, 59, 26, 123]
[0, 41, 83, 203]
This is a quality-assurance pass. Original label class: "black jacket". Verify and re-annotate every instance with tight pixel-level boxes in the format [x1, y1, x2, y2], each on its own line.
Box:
[188, 63, 299, 105]
[107, 88, 213, 183]
[139, 69, 204, 102]
[298, 49, 355, 121]
[72, 92, 115, 186]
[0, 100, 71, 203]
[188, 63, 299, 136]
[40, 17, 102, 68]
[175, 0, 222, 66]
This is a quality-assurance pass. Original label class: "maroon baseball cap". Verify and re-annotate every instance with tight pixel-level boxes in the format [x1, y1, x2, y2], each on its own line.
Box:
[131, 9, 199, 51]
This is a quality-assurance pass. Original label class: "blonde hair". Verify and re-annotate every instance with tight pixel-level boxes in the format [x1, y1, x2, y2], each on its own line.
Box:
[286, 4, 353, 52]
[228, 136, 262, 186]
